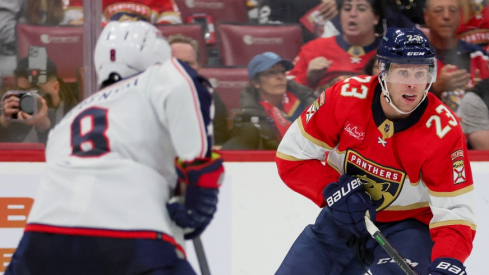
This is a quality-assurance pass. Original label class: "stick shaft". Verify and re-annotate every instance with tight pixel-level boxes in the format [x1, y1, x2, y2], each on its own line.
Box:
[365, 217, 418, 275]
[193, 236, 211, 275]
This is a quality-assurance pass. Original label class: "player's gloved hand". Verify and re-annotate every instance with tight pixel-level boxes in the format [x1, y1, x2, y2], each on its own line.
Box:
[167, 153, 224, 240]
[323, 174, 376, 237]
[429, 257, 466, 275]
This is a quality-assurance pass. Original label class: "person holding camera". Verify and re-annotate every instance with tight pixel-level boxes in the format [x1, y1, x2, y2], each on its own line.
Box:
[0, 57, 78, 143]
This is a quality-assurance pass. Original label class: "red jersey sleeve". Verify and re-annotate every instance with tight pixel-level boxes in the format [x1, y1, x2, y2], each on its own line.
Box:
[419, 96, 476, 262]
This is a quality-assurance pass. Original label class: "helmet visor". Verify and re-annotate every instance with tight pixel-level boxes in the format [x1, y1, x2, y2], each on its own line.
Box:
[383, 64, 436, 84]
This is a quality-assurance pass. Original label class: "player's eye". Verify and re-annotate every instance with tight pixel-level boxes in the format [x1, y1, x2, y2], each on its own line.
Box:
[398, 70, 408, 77]
[415, 71, 426, 78]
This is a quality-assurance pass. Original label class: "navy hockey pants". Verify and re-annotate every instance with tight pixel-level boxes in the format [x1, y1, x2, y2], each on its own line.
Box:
[6, 232, 196, 275]
[276, 207, 434, 275]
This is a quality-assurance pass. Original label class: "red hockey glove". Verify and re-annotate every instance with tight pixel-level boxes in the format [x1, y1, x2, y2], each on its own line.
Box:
[167, 153, 224, 239]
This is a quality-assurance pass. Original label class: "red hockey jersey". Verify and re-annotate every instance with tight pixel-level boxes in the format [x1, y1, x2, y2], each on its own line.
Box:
[103, 0, 182, 24]
[276, 75, 476, 263]
[288, 36, 380, 91]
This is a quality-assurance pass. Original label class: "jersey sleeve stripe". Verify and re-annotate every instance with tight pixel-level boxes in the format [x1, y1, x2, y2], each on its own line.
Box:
[384, 202, 430, 211]
[276, 151, 303, 161]
[171, 59, 207, 158]
[428, 185, 474, 197]
[429, 220, 477, 231]
[298, 118, 335, 150]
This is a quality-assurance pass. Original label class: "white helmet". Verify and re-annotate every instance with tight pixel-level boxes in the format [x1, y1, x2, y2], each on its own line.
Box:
[94, 21, 171, 86]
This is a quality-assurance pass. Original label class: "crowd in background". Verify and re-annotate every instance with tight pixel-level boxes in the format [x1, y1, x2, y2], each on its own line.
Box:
[0, 0, 488, 149]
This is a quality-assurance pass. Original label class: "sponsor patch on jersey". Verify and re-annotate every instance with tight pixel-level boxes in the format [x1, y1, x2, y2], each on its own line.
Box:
[345, 150, 406, 211]
[344, 123, 365, 141]
[453, 159, 466, 184]
[305, 101, 319, 123]
[451, 149, 464, 161]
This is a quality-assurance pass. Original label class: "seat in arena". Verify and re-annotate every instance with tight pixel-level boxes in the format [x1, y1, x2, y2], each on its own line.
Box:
[199, 67, 249, 115]
[17, 24, 84, 83]
[217, 23, 303, 66]
[174, 0, 248, 23]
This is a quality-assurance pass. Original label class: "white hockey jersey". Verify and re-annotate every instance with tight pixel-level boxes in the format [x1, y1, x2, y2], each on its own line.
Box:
[26, 58, 214, 252]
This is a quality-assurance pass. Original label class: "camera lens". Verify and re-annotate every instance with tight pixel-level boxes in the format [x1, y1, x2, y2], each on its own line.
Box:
[19, 94, 36, 115]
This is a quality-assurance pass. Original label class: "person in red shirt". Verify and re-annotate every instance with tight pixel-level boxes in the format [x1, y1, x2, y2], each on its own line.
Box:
[424, 0, 489, 112]
[60, 0, 182, 25]
[102, 0, 182, 25]
[276, 27, 475, 274]
[287, 0, 383, 92]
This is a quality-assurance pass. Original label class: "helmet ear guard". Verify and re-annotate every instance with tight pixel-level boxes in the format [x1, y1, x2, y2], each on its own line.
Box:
[376, 28, 437, 115]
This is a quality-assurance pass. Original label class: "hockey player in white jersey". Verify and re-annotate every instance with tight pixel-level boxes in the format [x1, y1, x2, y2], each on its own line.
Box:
[6, 21, 224, 275]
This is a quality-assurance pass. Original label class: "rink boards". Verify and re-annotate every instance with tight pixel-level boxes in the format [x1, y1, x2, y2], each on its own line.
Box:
[0, 160, 488, 274]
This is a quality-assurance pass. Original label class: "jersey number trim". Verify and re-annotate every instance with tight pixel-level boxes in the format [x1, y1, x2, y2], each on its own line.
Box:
[425, 104, 458, 139]
[71, 107, 111, 157]
[340, 76, 372, 99]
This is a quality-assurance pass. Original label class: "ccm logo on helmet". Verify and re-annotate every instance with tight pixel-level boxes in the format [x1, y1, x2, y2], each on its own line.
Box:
[407, 52, 425, 56]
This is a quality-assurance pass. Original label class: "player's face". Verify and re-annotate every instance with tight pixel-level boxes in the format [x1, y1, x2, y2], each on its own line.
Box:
[423, 0, 460, 39]
[253, 63, 287, 96]
[340, 0, 379, 40]
[171, 42, 200, 72]
[385, 63, 429, 112]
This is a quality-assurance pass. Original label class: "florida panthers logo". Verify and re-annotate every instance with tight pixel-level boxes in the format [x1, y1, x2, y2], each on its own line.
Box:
[345, 150, 406, 211]
[358, 175, 396, 211]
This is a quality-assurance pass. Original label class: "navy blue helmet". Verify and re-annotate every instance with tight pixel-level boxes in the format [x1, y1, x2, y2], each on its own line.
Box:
[377, 27, 435, 65]
[376, 27, 437, 115]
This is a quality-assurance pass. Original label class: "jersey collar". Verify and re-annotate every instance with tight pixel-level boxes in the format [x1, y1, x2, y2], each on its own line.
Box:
[371, 84, 428, 134]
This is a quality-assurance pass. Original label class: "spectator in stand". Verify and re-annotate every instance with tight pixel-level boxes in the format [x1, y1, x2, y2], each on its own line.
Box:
[457, 0, 489, 52]
[288, 0, 383, 92]
[221, 52, 316, 150]
[364, 55, 379, 75]
[0, 57, 78, 143]
[0, 0, 84, 88]
[458, 78, 489, 149]
[258, 0, 414, 42]
[102, 0, 182, 24]
[424, 0, 489, 112]
[0, 0, 24, 85]
[22, 0, 85, 26]
[167, 33, 231, 147]
[60, 0, 183, 25]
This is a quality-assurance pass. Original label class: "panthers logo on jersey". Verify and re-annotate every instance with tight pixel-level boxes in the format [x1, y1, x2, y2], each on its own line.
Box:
[345, 150, 406, 211]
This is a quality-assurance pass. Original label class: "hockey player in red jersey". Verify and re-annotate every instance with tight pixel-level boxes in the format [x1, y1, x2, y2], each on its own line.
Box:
[6, 21, 223, 274]
[276, 27, 476, 274]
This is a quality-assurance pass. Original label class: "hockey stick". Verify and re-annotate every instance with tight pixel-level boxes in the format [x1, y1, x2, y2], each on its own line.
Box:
[364, 214, 418, 275]
[174, 181, 212, 275]
[193, 236, 211, 275]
